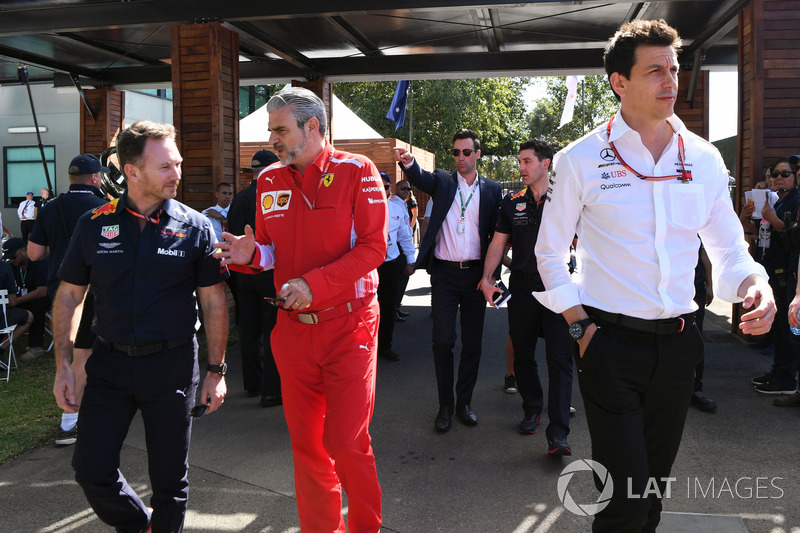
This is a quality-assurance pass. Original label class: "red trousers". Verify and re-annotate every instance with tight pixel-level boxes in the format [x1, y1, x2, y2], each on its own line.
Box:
[272, 296, 382, 533]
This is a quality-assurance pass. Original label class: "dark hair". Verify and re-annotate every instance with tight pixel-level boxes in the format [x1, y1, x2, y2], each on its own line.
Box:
[267, 87, 328, 137]
[604, 19, 682, 100]
[116, 120, 176, 169]
[216, 182, 232, 192]
[769, 158, 792, 173]
[452, 129, 480, 151]
[519, 139, 555, 167]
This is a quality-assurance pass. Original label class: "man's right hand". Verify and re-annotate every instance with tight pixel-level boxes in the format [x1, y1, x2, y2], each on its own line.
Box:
[216, 225, 256, 266]
[393, 147, 413, 166]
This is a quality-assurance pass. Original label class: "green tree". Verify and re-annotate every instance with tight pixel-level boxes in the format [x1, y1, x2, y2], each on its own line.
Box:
[527, 75, 619, 149]
[334, 78, 530, 178]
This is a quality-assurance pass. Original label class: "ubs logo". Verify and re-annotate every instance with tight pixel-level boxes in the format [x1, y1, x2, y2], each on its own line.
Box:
[600, 148, 616, 162]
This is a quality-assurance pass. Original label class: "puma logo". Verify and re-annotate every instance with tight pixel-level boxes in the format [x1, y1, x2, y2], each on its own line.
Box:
[359, 344, 369, 351]
[263, 176, 274, 184]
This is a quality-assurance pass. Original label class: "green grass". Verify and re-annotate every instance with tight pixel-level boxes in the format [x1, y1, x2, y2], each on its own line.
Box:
[0, 324, 239, 466]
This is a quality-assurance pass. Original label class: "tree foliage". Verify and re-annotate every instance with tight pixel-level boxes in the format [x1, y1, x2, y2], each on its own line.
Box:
[334, 78, 530, 179]
[527, 75, 619, 150]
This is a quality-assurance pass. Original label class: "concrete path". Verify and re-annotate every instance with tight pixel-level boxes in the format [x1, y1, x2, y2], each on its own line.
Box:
[1, 271, 798, 532]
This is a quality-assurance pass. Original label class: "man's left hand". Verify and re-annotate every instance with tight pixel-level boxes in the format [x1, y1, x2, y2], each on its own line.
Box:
[738, 275, 776, 335]
[199, 372, 227, 415]
[403, 263, 415, 276]
[278, 278, 314, 310]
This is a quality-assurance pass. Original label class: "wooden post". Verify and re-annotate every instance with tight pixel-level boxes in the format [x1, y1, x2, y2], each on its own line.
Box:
[79, 88, 124, 156]
[171, 22, 240, 210]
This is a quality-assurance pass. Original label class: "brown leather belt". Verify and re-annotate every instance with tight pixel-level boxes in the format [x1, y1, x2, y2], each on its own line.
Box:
[98, 336, 193, 356]
[586, 306, 692, 336]
[288, 295, 373, 325]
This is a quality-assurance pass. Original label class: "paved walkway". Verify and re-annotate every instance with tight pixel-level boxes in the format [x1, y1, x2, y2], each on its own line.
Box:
[1, 272, 798, 532]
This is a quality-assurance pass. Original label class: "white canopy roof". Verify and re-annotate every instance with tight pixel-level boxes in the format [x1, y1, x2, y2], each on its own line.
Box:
[239, 93, 382, 142]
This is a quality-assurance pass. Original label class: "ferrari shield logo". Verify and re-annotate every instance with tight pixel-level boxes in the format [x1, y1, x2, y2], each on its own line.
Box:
[323, 173, 334, 187]
[101, 225, 120, 240]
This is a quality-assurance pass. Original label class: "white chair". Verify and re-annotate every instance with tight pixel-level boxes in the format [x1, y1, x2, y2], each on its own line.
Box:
[0, 289, 18, 382]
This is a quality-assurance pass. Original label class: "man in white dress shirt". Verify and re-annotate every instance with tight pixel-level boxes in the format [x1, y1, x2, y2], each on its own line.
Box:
[377, 173, 415, 361]
[534, 19, 776, 533]
[18, 191, 36, 242]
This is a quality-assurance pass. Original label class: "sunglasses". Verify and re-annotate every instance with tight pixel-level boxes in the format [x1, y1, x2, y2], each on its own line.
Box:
[191, 396, 211, 418]
[397, 186, 412, 191]
[771, 170, 794, 178]
[264, 296, 294, 311]
[451, 148, 475, 157]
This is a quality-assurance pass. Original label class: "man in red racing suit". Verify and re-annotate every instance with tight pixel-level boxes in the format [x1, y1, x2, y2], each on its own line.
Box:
[219, 87, 387, 533]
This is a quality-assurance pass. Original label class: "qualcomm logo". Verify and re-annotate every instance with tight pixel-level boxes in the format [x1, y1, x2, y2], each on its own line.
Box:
[557, 459, 614, 516]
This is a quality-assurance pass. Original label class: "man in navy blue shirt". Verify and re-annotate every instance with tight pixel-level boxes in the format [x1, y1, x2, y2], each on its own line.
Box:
[29, 153, 108, 446]
[2, 238, 49, 360]
[52, 121, 229, 533]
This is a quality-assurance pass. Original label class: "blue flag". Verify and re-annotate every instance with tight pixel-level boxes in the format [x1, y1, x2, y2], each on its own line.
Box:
[386, 80, 410, 130]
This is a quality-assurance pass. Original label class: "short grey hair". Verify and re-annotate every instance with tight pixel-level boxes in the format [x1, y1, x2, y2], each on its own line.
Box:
[266, 87, 328, 137]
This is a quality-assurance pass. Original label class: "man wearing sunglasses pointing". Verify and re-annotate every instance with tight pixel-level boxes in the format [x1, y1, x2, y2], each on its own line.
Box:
[394, 129, 502, 433]
[533, 20, 775, 532]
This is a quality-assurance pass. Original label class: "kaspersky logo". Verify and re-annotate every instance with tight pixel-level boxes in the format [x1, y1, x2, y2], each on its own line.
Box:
[557, 460, 614, 516]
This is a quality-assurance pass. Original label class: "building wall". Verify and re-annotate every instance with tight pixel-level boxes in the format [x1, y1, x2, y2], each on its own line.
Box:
[0, 84, 80, 236]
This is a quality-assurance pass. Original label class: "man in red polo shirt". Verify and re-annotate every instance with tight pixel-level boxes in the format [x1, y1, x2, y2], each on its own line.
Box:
[217, 87, 387, 533]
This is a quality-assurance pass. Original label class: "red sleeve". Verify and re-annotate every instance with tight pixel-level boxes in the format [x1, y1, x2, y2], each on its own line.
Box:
[302, 159, 388, 302]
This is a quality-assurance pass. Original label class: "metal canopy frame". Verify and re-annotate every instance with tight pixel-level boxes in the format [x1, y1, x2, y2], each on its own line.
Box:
[0, 0, 744, 88]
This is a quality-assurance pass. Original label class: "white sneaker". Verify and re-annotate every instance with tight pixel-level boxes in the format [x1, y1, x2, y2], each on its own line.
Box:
[569, 406, 577, 415]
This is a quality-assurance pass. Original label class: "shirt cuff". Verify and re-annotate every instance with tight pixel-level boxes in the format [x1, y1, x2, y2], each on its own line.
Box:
[253, 243, 275, 271]
[532, 283, 581, 315]
[716, 262, 769, 303]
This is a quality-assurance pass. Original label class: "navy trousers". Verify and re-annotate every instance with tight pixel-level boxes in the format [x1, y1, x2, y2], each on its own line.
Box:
[377, 257, 401, 355]
[72, 338, 199, 533]
[508, 271, 573, 440]
[429, 261, 486, 409]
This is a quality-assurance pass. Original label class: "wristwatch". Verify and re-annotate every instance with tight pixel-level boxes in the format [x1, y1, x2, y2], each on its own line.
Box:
[568, 318, 595, 340]
[206, 363, 227, 376]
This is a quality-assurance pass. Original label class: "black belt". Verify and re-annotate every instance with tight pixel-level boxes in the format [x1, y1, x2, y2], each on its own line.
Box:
[434, 258, 481, 269]
[586, 307, 691, 336]
[98, 336, 193, 356]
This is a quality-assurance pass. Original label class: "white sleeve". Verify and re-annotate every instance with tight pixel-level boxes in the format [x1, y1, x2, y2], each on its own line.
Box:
[533, 151, 583, 314]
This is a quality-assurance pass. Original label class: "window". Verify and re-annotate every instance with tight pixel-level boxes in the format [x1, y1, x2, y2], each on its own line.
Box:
[3, 146, 56, 208]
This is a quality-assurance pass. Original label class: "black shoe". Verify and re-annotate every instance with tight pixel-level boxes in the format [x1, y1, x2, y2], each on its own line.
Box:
[435, 406, 453, 433]
[690, 391, 717, 411]
[394, 313, 406, 323]
[260, 395, 283, 407]
[246, 389, 260, 398]
[396, 309, 410, 318]
[547, 435, 572, 456]
[456, 404, 478, 426]
[755, 381, 797, 395]
[55, 426, 77, 446]
[378, 350, 400, 361]
[751, 372, 771, 386]
[519, 413, 542, 434]
[503, 374, 517, 394]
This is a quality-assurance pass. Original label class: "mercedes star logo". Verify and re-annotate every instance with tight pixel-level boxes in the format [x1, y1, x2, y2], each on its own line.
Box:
[600, 148, 616, 162]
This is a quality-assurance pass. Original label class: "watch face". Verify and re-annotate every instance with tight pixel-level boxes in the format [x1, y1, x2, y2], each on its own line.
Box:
[569, 322, 583, 339]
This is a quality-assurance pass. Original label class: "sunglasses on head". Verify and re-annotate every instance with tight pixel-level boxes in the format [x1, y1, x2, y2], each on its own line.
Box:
[451, 148, 475, 157]
[771, 170, 794, 178]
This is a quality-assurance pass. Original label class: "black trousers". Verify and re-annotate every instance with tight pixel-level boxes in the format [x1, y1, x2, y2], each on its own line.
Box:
[430, 261, 486, 409]
[19, 295, 50, 347]
[235, 271, 280, 398]
[395, 253, 410, 310]
[508, 271, 572, 439]
[20, 219, 35, 242]
[73, 338, 198, 533]
[377, 257, 401, 355]
[576, 315, 703, 533]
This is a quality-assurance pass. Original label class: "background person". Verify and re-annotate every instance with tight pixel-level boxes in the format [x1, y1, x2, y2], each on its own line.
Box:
[18, 192, 36, 242]
[394, 129, 502, 432]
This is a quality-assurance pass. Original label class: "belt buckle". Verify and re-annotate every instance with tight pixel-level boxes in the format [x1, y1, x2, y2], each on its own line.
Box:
[298, 312, 319, 325]
[459, 261, 468, 270]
